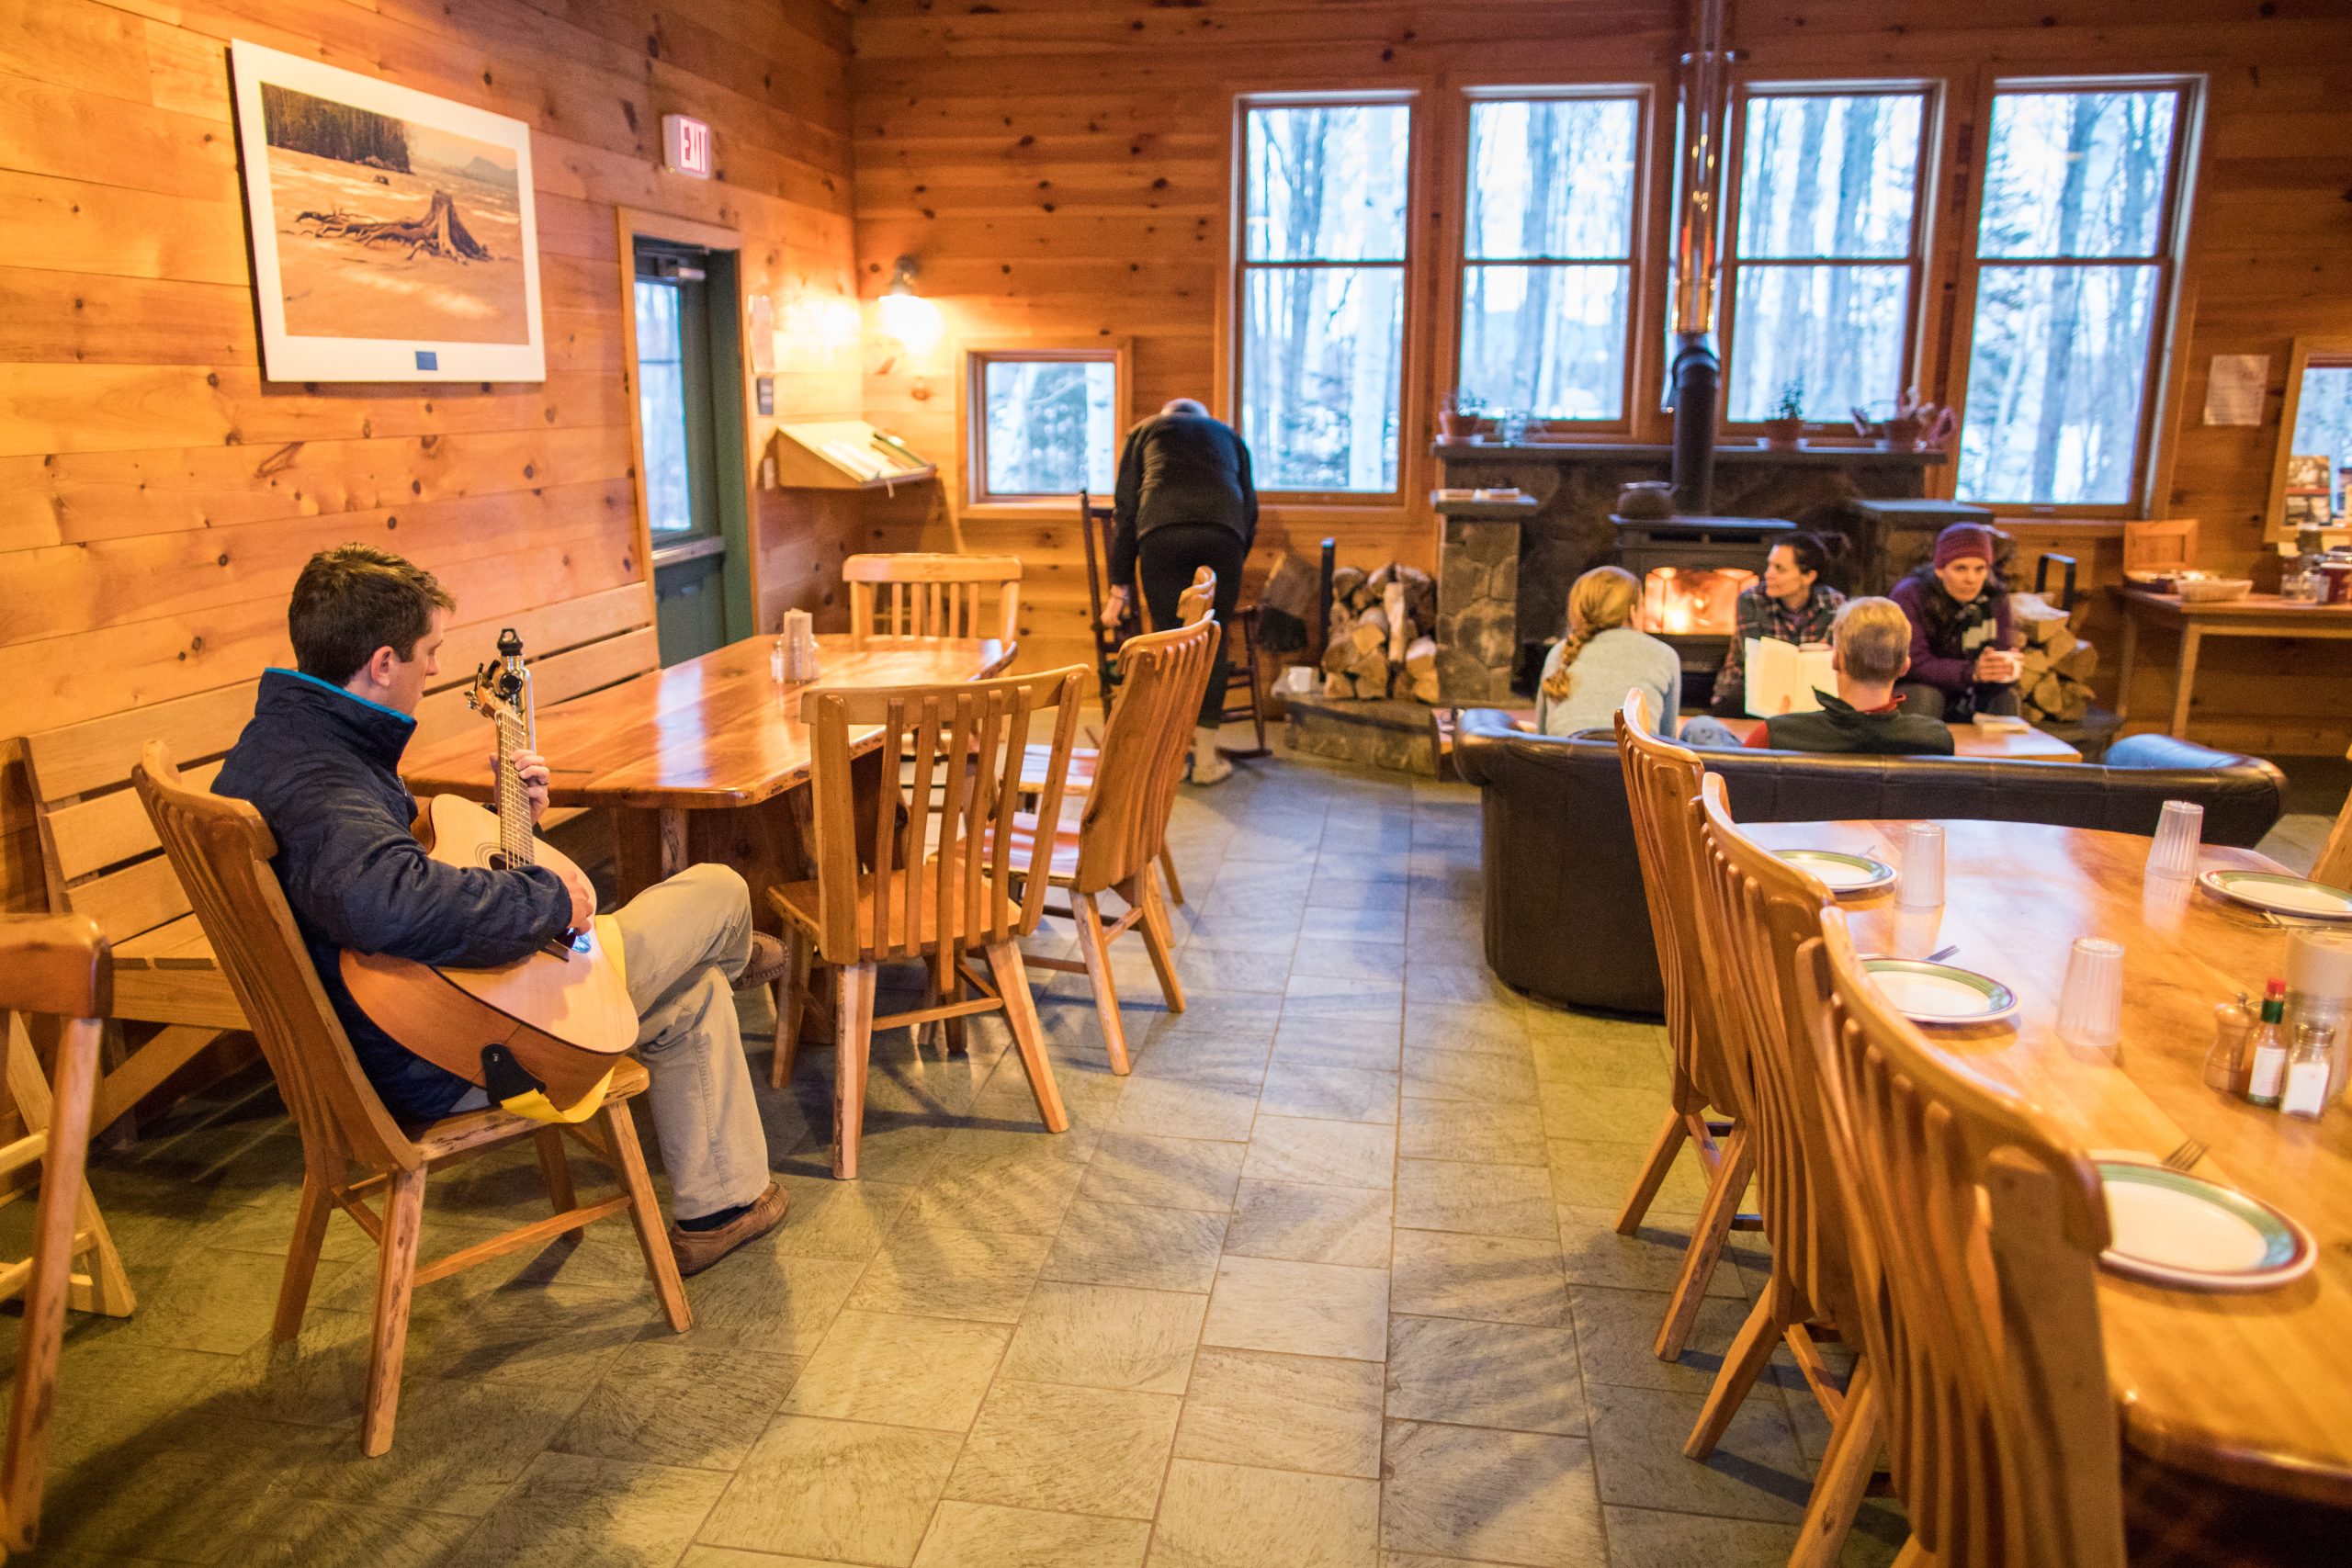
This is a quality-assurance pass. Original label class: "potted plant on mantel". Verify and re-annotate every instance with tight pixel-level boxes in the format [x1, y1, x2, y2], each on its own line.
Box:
[1763, 378, 1804, 449]
[1849, 388, 1957, 451]
[1438, 389, 1487, 441]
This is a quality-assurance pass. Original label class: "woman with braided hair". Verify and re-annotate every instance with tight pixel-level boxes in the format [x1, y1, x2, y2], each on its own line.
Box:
[1533, 566, 1741, 745]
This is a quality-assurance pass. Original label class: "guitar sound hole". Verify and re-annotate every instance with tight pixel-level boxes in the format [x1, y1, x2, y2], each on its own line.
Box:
[486, 852, 510, 872]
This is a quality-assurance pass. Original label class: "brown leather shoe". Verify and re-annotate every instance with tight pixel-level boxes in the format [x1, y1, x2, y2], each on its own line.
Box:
[736, 931, 789, 992]
[666, 1181, 789, 1277]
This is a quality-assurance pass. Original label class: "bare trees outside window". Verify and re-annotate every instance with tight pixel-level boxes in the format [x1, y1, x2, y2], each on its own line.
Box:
[1958, 87, 2184, 505]
[1724, 89, 1928, 424]
[974, 353, 1118, 500]
[1459, 95, 1641, 422]
[1240, 101, 1410, 492]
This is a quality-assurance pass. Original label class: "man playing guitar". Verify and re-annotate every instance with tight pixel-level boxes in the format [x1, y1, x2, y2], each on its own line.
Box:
[215, 546, 786, 1275]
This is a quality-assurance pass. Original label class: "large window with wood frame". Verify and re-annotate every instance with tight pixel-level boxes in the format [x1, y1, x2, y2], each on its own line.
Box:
[1956, 84, 2188, 506]
[967, 350, 1120, 502]
[1721, 86, 1929, 425]
[1238, 99, 1411, 493]
[1456, 93, 1643, 423]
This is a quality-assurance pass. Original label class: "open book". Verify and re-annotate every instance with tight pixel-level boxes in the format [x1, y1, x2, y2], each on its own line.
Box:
[1743, 637, 1836, 717]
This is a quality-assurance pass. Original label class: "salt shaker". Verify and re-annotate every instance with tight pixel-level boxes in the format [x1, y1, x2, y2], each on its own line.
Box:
[2283, 931, 2352, 1107]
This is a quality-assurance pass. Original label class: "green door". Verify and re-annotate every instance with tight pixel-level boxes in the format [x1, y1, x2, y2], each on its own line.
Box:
[634, 242, 749, 665]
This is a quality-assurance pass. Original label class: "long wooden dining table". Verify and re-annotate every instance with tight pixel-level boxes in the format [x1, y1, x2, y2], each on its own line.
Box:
[1748, 818, 2352, 1506]
[402, 632, 1014, 915]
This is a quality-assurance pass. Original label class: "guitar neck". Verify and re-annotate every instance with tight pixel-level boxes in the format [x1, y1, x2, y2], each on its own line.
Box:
[494, 705, 535, 869]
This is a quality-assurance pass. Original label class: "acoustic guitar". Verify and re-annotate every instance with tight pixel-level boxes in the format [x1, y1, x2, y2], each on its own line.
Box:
[342, 630, 638, 1111]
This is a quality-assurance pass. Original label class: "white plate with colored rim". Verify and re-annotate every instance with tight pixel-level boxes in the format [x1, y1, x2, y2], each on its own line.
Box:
[1861, 959, 2018, 1025]
[1775, 849, 1895, 895]
[2196, 869, 2352, 921]
[2095, 1162, 2315, 1291]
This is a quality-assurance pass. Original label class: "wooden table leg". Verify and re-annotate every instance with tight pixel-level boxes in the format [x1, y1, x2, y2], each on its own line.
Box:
[658, 808, 689, 880]
[2168, 625, 2201, 739]
[2112, 607, 2139, 722]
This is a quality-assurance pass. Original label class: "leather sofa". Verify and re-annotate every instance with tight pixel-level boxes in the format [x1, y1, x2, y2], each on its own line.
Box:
[1452, 711, 2289, 1016]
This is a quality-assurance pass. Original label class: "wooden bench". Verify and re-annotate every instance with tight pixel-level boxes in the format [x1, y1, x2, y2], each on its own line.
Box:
[17, 582, 662, 1136]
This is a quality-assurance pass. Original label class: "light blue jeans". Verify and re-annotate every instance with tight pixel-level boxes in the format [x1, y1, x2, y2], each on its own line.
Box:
[449, 863, 771, 1221]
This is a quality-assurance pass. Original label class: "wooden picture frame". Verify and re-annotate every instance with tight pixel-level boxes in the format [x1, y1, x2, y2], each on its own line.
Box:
[228, 39, 546, 383]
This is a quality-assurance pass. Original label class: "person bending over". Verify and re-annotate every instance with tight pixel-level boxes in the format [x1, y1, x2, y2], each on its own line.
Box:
[1746, 596, 1955, 755]
[1888, 523, 2021, 720]
[214, 546, 785, 1276]
[1102, 398, 1256, 784]
[1711, 531, 1848, 717]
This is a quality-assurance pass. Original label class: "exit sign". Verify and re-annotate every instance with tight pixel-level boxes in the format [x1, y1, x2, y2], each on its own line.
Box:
[662, 114, 712, 178]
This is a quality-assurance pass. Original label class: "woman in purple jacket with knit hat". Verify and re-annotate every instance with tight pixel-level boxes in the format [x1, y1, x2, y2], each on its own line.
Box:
[1887, 523, 2024, 720]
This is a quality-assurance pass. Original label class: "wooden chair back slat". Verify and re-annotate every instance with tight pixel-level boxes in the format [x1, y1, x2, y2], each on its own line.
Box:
[1072, 614, 1220, 894]
[1693, 776, 1857, 1327]
[1615, 694, 1743, 1118]
[842, 554, 1022, 649]
[1797, 908, 2124, 1568]
[132, 744, 416, 1178]
[803, 668, 1081, 966]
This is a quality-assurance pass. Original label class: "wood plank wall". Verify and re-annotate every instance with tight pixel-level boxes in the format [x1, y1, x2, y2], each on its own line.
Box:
[0, 0, 864, 915]
[849, 0, 2352, 749]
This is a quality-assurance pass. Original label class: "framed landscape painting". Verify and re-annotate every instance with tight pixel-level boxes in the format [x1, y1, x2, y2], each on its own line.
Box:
[229, 40, 546, 382]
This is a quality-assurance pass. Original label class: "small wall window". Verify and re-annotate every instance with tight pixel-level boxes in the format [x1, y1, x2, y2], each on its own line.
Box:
[1956, 83, 2192, 506]
[968, 350, 1121, 502]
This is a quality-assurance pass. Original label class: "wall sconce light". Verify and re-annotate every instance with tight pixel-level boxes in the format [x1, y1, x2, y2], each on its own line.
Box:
[876, 255, 944, 390]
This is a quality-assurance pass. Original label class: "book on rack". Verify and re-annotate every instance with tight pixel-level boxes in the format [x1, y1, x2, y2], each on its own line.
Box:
[1743, 638, 1836, 717]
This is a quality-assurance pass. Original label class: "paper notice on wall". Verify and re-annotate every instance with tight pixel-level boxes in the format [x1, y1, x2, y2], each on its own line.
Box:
[2202, 354, 2268, 425]
[1745, 638, 1837, 717]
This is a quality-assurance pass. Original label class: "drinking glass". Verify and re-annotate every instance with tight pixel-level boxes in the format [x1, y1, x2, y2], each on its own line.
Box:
[1894, 822, 1945, 911]
[2146, 799, 2204, 880]
[2057, 937, 2126, 1055]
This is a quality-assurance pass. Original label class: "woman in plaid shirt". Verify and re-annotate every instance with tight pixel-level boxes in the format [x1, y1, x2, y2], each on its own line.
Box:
[1711, 532, 1848, 716]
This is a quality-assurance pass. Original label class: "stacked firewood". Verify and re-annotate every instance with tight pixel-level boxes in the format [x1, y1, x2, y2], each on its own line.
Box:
[1321, 563, 1441, 703]
[2012, 592, 2098, 724]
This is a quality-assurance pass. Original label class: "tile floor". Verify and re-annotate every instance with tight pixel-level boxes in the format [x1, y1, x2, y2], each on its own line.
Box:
[18, 743, 1912, 1568]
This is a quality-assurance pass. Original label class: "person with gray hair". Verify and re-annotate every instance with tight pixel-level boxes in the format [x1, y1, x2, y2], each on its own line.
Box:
[1103, 398, 1258, 783]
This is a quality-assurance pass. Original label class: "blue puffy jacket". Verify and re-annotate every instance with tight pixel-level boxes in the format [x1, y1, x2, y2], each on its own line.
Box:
[214, 669, 572, 1119]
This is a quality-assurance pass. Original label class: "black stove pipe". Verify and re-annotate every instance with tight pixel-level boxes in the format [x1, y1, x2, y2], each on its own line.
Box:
[1670, 336, 1719, 517]
[1668, 0, 1729, 516]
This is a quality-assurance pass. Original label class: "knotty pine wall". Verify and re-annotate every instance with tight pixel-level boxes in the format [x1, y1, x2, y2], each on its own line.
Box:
[849, 0, 2352, 751]
[0, 0, 865, 914]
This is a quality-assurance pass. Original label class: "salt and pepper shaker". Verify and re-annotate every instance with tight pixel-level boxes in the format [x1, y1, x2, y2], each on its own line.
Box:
[2282, 1022, 2335, 1121]
[2202, 993, 2254, 1096]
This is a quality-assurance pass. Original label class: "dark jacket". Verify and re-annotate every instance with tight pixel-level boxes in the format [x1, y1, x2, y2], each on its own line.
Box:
[1890, 570, 2014, 698]
[1110, 412, 1258, 585]
[213, 669, 573, 1119]
[1759, 689, 1956, 756]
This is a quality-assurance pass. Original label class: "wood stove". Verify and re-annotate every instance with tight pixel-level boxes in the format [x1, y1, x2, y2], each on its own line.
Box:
[1611, 513, 1791, 703]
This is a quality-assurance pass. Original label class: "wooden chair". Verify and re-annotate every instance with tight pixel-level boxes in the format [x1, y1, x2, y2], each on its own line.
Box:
[1687, 775, 1876, 1568]
[765, 667, 1086, 1178]
[842, 553, 1022, 649]
[1011, 615, 1222, 1074]
[0, 914, 132, 1556]
[1795, 907, 2125, 1568]
[1079, 491, 1138, 706]
[15, 582, 660, 1138]
[2312, 740, 2352, 889]
[133, 744, 690, 1457]
[1022, 567, 1217, 907]
[1611, 691, 1757, 1360]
